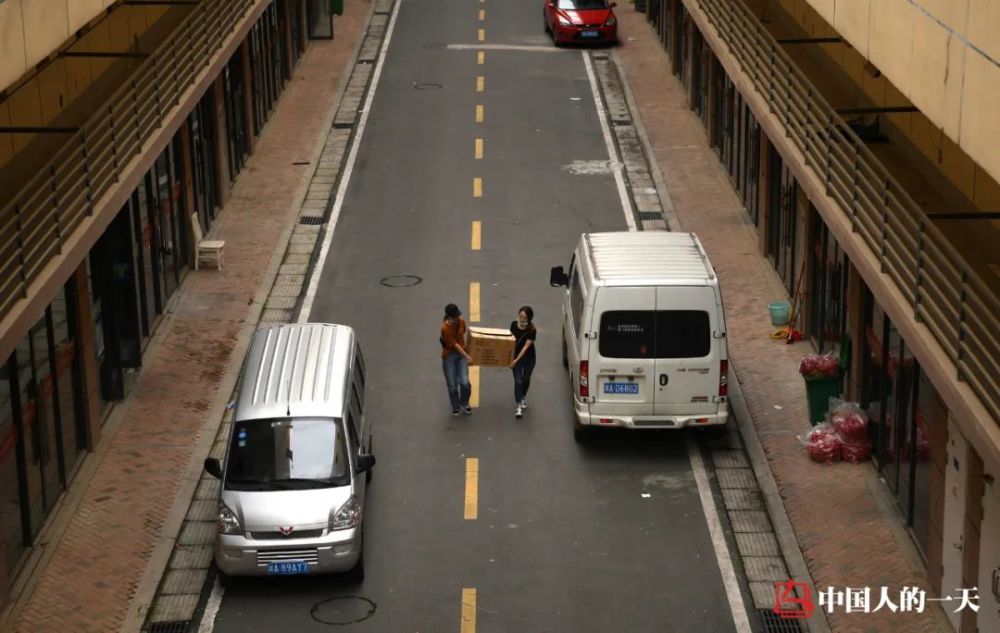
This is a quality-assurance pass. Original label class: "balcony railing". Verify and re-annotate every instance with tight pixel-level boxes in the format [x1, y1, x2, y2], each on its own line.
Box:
[692, 0, 1000, 424]
[0, 0, 255, 325]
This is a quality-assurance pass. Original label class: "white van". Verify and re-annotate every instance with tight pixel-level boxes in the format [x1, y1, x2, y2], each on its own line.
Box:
[549, 232, 729, 438]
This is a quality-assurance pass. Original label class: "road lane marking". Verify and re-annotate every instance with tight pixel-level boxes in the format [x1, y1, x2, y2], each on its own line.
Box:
[687, 436, 753, 632]
[475, 138, 484, 160]
[197, 578, 224, 633]
[464, 459, 479, 519]
[461, 587, 477, 630]
[582, 51, 635, 231]
[479, 8, 485, 20]
[477, 50, 485, 64]
[478, 28, 485, 42]
[469, 281, 480, 321]
[471, 221, 481, 250]
[473, 177, 482, 197]
[469, 365, 480, 407]
[448, 44, 562, 52]
[475, 104, 484, 123]
[476, 75, 484, 92]
[298, 0, 403, 320]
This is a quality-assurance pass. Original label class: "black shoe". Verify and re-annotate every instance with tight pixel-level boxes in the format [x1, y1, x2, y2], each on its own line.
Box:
[452, 409, 461, 416]
[463, 406, 474, 415]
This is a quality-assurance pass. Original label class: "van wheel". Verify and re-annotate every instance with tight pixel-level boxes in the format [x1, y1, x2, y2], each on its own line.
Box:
[366, 466, 373, 484]
[561, 338, 569, 369]
[573, 419, 588, 443]
[216, 568, 233, 589]
[347, 536, 365, 583]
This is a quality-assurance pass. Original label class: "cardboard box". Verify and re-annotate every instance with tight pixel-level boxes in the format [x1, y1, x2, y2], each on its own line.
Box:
[467, 327, 515, 367]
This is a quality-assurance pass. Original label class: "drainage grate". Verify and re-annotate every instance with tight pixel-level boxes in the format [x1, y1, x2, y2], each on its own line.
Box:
[148, 621, 190, 633]
[757, 610, 804, 633]
[333, 122, 355, 129]
[638, 211, 663, 221]
[611, 119, 632, 126]
[299, 216, 324, 225]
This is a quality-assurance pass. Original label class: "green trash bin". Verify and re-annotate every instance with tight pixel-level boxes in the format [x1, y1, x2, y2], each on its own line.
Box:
[804, 374, 841, 426]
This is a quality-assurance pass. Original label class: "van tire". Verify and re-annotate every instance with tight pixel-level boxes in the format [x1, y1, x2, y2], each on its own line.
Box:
[347, 536, 365, 583]
[561, 338, 568, 369]
[216, 568, 233, 589]
[573, 419, 588, 443]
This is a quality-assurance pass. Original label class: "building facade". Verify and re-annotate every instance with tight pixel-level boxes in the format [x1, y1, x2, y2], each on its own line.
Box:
[644, 1, 1000, 631]
[0, 0, 333, 607]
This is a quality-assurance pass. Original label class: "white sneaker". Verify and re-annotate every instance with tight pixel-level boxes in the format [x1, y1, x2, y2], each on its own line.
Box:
[515, 405, 523, 419]
[520, 399, 528, 410]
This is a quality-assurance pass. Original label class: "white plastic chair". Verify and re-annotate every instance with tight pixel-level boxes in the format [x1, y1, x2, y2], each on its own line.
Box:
[190, 213, 225, 271]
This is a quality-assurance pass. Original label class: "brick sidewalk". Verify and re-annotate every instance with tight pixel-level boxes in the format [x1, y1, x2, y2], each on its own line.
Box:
[614, 9, 945, 633]
[9, 5, 366, 632]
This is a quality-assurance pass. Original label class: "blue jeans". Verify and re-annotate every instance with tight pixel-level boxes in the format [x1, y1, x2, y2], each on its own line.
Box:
[442, 352, 471, 411]
[512, 356, 536, 404]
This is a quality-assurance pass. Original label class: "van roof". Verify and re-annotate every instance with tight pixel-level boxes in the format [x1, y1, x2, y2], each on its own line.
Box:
[584, 231, 716, 285]
[235, 323, 355, 422]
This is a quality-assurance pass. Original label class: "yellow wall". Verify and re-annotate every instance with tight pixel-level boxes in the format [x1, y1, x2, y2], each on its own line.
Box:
[0, 0, 118, 94]
[798, 0, 1000, 192]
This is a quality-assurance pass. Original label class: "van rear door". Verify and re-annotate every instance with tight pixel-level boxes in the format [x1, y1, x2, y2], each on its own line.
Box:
[589, 287, 655, 417]
[653, 286, 719, 415]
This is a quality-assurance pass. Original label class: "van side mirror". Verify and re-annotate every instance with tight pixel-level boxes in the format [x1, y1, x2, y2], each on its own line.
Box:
[550, 266, 569, 287]
[356, 453, 376, 474]
[204, 457, 223, 479]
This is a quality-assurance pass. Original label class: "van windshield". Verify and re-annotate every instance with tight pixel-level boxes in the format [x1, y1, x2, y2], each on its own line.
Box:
[599, 310, 711, 358]
[224, 418, 350, 491]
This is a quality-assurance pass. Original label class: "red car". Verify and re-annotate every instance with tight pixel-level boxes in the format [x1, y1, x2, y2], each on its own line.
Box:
[544, 0, 618, 46]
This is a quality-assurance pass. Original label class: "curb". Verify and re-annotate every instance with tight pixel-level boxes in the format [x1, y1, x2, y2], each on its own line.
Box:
[728, 373, 832, 633]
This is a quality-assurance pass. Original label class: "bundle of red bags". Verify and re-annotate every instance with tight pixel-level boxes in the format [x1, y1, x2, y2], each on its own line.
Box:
[805, 424, 841, 464]
[798, 353, 840, 379]
[829, 400, 871, 463]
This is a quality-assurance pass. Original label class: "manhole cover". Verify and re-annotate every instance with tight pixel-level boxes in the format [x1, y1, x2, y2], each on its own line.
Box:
[311, 596, 376, 625]
[380, 275, 422, 287]
[413, 83, 442, 90]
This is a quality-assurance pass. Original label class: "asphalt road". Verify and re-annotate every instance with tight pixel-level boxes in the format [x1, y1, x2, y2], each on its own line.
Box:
[209, 0, 746, 630]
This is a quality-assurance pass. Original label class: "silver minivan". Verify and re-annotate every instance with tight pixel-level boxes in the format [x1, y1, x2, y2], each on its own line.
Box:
[203, 323, 374, 582]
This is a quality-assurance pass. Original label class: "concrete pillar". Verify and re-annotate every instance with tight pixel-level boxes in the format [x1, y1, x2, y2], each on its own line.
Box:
[212, 76, 231, 206]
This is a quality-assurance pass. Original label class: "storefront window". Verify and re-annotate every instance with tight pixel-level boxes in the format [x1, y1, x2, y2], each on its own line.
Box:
[808, 208, 848, 354]
[189, 94, 221, 230]
[0, 357, 26, 573]
[910, 371, 936, 556]
[51, 283, 87, 477]
[766, 150, 798, 294]
[306, 0, 333, 39]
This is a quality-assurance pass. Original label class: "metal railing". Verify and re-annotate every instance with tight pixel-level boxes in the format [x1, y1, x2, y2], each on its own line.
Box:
[690, 0, 1000, 424]
[0, 0, 255, 325]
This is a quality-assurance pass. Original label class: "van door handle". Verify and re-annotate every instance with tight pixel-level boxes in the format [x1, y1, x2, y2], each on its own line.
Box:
[659, 374, 668, 386]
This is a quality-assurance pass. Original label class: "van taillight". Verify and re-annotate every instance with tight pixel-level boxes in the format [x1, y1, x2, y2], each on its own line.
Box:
[579, 361, 589, 397]
[719, 360, 728, 397]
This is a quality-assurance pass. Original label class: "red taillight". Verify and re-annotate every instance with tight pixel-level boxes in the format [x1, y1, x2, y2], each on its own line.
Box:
[579, 361, 589, 397]
[719, 360, 728, 397]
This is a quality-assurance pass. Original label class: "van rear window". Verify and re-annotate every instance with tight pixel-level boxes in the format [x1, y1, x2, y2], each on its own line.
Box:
[598, 311, 710, 359]
[599, 311, 655, 358]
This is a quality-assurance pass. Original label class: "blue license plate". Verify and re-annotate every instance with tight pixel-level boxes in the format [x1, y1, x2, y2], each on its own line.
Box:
[581, 30, 600, 38]
[604, 382, 639, 394]
[266, 561, 310, 575]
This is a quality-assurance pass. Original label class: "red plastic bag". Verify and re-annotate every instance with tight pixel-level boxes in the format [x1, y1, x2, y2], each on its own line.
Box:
[841, 440, 872, 463]
[798, 353, 840, 379]
[829, 400, 869, 444]
[804, 423, 842, 464]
